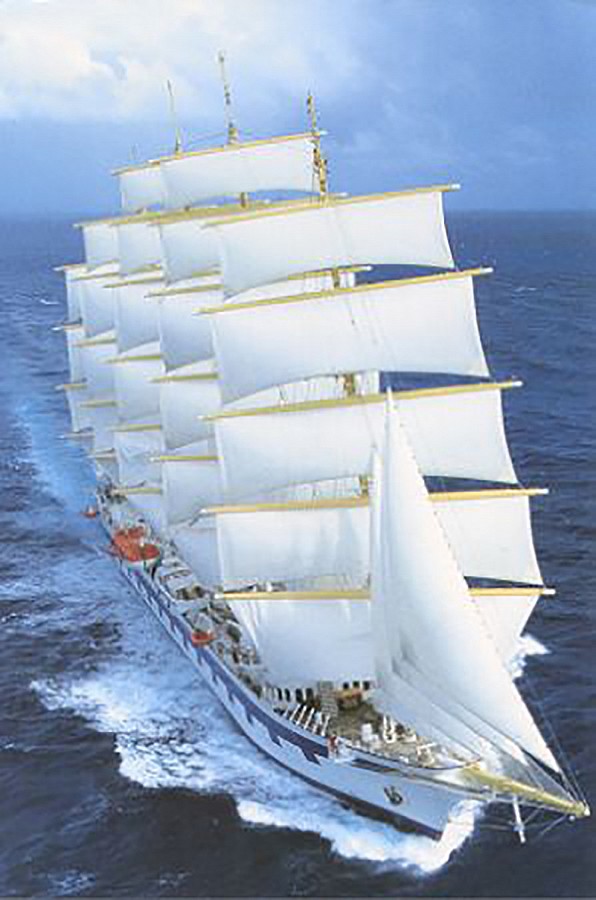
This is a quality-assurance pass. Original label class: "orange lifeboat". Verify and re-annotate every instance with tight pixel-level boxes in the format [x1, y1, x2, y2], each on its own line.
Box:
[190, 629, 216, 647]
[188, 611, 216, 646]
[110, 526, 160, 563]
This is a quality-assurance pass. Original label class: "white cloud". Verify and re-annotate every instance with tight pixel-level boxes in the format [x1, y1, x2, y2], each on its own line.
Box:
[0, 0, 590, 210]
[0, 0, 374, 124]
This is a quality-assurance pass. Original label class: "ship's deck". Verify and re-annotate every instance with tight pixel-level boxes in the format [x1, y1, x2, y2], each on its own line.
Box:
[99, 490, 461, 773]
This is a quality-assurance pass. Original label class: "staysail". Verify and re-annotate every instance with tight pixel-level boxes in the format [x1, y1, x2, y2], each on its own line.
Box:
[54, 86, 588, 832]
[371, 401, 559, 771]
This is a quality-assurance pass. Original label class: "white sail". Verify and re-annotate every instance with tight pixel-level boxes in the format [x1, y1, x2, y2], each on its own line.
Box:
[79, 333, 116, 399]
[126, 491, 167, 536]
[214, 490, 542, 590]
[473, 592, 542, 662]
[81, 222, 119, 268]
[114, 342, 164, 422]
[158, 362, 341, 451]
[433, 492, 543, 586]
[87, 403, 119, 452]
[66, 325, 86, 382]
[159, 361, 221, 449]
[65, 386, 92, 434]
[158, 287, 223, 370]
[118, 164, 164, 213]
[114, 277, 164, 353]
[162, 443, 221, 525]
[157, 272, 353, 372]
[160, 133, 316, 209]
[371, 402, 559, 771]
[217, 504, 368, 589]
[117, 220, 162, 276]
[211, 188, 455, 294]
[211, 273, 488, 402]
[115, 428, 164, 486]
[171, 519, 221, 587]
[78, 269, 119, 337]
[229, 596, 373, 685]
[63, 266, 86, 321]
[159, 218, 221, 283]
[215, 384, 518, 501]
[230, 269, 356, 305]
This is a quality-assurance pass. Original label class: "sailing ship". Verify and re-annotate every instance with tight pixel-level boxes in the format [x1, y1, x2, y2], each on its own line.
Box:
[55, 60, 589, 843]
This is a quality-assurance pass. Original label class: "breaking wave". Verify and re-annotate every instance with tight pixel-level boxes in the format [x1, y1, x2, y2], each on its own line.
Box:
[33, 593, 477, 874]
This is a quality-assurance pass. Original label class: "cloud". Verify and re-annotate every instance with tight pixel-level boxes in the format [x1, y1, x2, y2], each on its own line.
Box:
[0, 0, 592, 211]
[0, 0, 374, 124]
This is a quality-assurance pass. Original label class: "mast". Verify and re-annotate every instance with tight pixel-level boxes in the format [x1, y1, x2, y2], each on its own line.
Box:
[218, 51, 239, 144]
[306, 92, 339, 290]
[166, 79, 183, 155]
[55, 65, 590, 832]
[307, 89, 362, 477]
[218, 51, 248, 208]
[306, 92, 330, 201]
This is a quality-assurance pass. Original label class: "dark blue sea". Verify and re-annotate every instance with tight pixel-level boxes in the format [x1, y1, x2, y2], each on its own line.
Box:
[1, 212, 595, 897]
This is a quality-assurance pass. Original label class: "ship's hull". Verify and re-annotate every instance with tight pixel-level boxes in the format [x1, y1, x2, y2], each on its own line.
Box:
[105, 528, 473, 840]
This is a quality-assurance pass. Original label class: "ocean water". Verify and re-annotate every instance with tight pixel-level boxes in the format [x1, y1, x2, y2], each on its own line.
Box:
[0, 212, 595, 897]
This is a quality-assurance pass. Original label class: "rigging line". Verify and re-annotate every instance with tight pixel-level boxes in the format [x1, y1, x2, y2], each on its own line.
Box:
[534, 812, 571, 842]
[520, 667, 585, 801]
[520, 669, 581, 797]
[166, 80, 183, 155]
[471, 811, 559, 835]
[183, 130, 229, 147]
[519, 804, 551, 829]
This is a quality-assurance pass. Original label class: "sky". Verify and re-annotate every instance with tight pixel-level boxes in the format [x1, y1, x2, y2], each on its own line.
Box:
[0, 0, 594, 215]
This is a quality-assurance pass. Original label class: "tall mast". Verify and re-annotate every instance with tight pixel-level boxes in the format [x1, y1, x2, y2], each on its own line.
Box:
[307, 93, 364, 489]
[217, 51, 247, 207]
[307, 93, 338, 291]
[306, 92, 330, 200]
[218, 51, 239, 144]
[166, 79, 183, 155]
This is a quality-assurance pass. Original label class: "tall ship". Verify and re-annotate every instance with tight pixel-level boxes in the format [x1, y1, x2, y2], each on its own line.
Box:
[56, 62, 589, 843]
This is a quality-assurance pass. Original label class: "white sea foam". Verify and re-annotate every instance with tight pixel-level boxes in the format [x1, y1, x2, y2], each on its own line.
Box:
[29, 400, 554, 872]
[18, 396, 95, 516]
[512, 632, 550, 679]
[32, 597, 478, 874]
[47, 870, 95, 896]
[237, 798, 478, 872]
[23, 243, 566, 878]
[25, 402, 496, 874]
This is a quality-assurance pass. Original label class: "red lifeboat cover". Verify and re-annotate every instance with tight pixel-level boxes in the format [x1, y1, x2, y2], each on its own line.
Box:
[111, 527, 160, 563]
[190, 630, 215, 647]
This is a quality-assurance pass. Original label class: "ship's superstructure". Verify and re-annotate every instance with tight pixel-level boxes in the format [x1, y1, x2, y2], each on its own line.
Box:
[55, 75, 588, 842]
